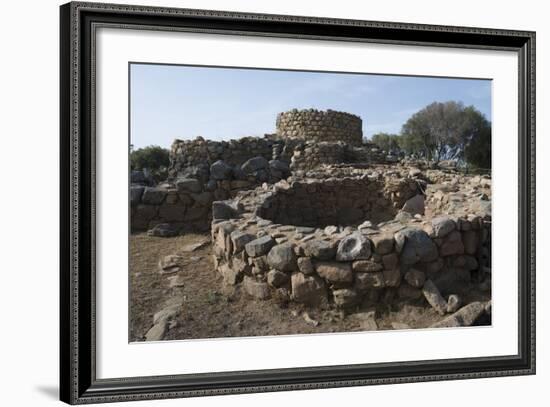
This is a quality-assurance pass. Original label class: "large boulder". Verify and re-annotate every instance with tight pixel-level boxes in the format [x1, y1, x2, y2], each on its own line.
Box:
[245, 235, 276, 257]
[303, 240, 336, 260]
[431, 216, 456, 238]
[210, 160, 233, 180]
[267, 243, 297, 272]
[291, 273, 327, 305]
[395, 227, 438, 265]
[241, 156, 269, 173]
[230, 231, 256, 254]
[177, 164, 210, 184]
[336, 232, 372, 261]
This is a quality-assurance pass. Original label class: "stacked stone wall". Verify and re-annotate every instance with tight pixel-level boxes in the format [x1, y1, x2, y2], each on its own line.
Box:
[169, 136, 282, 178]
[257, 177, 419, 227]
[290, 141, 389, 172]
[211, 182, 491, 310]
[131, 154, 291, 233]
[276, 109, 362, 146]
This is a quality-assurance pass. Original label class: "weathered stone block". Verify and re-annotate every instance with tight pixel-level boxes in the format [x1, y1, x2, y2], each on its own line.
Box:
[245, 235, 276, 257]
[230, 230, 255, 254]
[267, 243, 297, 272]
[431, 216, 456, 238]
[395, 227, 438, 265]
[303, 240, 336, 260]
[291, 273, 327, 305]
[370, 234, 394, 255]
[315, 261, 353, 283]
[210, 160, 233, 180]
[243, 276, 270, 299]
[336, 232, 372, 261]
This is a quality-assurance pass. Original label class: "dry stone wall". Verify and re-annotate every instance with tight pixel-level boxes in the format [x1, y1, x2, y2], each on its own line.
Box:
[168, 136, 281, 179]
[210, 177, 491, 310]
[257, 176, 420, 227]
[290, 141, 388, 172]
[132, 109, 385, 233]
[131, 155, 291, 233]
[276, 109, 363, 146]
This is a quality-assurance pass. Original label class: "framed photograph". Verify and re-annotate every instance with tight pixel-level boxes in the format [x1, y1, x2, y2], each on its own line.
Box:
[60, 1, 535, 404]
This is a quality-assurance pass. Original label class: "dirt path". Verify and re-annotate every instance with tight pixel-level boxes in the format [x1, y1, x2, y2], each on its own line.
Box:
[130, 233, 490, 342]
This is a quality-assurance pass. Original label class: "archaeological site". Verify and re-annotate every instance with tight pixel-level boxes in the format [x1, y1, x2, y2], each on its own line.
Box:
[130, 109, 492, 341]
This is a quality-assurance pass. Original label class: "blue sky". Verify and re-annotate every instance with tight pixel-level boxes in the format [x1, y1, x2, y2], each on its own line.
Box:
[130, 63, 491, 149]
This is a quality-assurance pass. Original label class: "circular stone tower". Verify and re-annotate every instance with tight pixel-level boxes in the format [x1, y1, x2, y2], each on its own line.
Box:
[276, 109, 363, 146]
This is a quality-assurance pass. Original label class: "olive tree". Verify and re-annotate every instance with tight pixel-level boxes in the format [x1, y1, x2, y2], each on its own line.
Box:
[400, 101, 491, 168]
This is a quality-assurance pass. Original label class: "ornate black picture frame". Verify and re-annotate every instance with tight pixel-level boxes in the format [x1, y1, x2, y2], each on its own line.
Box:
[60, 2, 535, 404]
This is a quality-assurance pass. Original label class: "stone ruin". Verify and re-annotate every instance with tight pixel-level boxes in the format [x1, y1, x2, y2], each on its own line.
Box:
[132, 108, 492, 328]
[130, 109, 385, 233]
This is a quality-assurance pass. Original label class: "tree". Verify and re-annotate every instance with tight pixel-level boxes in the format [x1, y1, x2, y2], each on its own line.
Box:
[462, 106, 491, 169]
[370, 132, 401, 152]
[400, 101, 491, 167]
[130, 145, 170, 171]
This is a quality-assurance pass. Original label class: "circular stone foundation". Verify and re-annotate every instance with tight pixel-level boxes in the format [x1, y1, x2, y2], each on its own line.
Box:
[256, 176, 419, 227]
[276, 109, 363, 146]
[210, 172, 491, 312]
